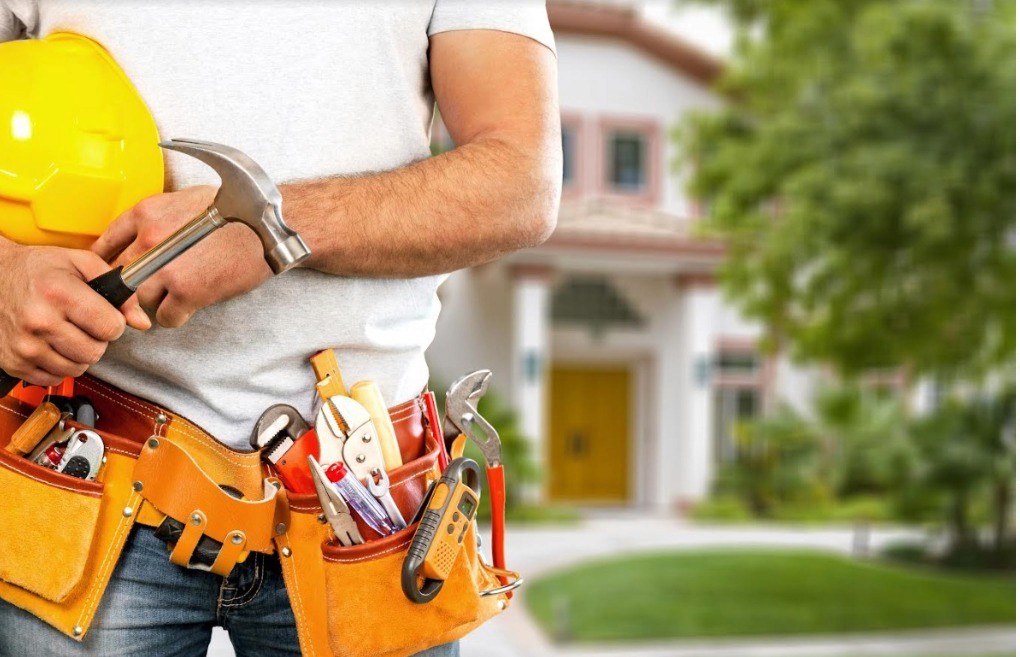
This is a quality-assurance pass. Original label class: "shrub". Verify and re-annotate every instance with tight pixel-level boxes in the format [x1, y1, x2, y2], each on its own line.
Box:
[713, 408, 829, 517]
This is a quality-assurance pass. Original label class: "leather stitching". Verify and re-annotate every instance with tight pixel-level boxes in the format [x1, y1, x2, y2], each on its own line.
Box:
[74, 491, 140, 632]
[0, 457, 102, 496]
[322, 538, 412, 563]
[78, 382, 254, 468]
[389, 464, 432, 487]
[278, 538, 318, 657]
[0, 402, 29, 419]
[104, 446, 138, 458]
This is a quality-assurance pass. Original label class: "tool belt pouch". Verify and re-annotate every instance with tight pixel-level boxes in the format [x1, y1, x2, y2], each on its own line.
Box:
[309, 431, 517, 657]
[0, 399, 143, 640]
[132, 436, 287, 575]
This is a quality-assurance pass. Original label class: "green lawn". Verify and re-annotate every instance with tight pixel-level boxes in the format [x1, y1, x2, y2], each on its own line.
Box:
[525, 550, 1015, 642]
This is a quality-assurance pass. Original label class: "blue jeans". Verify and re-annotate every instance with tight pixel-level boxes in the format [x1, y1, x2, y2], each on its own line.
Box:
[0, 527, 457, 657]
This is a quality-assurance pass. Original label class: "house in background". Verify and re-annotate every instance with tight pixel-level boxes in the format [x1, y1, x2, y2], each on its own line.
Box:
[428, 1, 817, 510]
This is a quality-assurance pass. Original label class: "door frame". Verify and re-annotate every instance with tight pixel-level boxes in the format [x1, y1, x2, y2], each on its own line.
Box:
[545, 357, 652, 507]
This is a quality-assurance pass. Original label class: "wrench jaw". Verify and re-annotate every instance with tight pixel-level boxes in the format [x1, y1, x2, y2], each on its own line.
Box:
[366, 468, 408, 530]
[250, 404, 309, 465]
[444, 370, 503, 468]
[458, 414, 502, 468]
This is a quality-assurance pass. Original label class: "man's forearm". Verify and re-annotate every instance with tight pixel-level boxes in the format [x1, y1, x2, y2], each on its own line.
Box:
[282, 134, 561, 277]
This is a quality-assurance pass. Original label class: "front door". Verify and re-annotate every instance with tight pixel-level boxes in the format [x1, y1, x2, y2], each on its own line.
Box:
[548, 366, 630, 503]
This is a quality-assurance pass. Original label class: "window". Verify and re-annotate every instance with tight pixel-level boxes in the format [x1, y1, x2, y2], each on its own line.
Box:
[713, 387, 760, 463]
[712, 346, 766, 463]
[597, 118, 660, 202]
[715, 352, 760, 378]
[607, 131, 647, 192]
[551, 276, 645, 336]
[562, 125, 577, 186]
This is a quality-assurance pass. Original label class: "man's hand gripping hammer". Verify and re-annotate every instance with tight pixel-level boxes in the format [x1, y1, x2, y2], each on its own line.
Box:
[0, 139, 311, 396]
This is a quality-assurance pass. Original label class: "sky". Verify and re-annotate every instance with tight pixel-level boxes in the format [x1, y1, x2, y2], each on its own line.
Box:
[615, 0, 737, 58]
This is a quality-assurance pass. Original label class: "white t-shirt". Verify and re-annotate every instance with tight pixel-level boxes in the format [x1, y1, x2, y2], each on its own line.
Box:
[1, 0, 555, 450]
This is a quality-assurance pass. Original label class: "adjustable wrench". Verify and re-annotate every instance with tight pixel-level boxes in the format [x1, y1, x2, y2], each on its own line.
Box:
[365, 468, 407, 530]
[250, 404, 318, 493]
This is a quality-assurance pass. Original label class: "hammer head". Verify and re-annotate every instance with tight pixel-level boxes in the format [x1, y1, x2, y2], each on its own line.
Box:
[159, 138, 310, 273]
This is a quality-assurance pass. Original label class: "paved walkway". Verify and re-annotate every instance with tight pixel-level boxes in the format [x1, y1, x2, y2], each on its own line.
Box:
[208, 517, 1014, 656]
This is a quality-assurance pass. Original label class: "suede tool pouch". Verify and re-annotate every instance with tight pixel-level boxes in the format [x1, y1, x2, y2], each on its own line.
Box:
[277, 431, 446, 657]
[0, 449, 101, 603]
[316, 432, 516, 657]
[0, 402, 144, 640]
[321, 520, 511, 657]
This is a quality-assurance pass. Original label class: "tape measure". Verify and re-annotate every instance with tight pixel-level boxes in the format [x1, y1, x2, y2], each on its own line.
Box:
[401, 458, 481, 604]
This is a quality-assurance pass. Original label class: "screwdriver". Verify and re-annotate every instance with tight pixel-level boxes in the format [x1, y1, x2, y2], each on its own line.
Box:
[324, 461, 396, 536]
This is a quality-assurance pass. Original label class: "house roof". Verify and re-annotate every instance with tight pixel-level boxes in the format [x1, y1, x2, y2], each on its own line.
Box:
[545, 199, 726, 257]
[548, 1, 725, 86]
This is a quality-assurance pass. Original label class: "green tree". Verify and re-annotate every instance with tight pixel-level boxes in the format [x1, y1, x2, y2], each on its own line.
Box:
[680, 0, 1015, 381]
[907, 385, 1015, 562]
[812, 386, 914, 496]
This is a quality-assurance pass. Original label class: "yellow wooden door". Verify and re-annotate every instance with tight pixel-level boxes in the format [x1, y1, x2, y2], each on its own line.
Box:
[548, 366, 630, 503]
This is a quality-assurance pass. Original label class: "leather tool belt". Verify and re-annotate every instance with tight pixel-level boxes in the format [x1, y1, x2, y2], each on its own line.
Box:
[0, 375, 515, 657]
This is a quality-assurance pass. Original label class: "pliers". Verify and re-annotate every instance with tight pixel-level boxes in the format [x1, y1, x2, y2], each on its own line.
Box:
[309, 458, 364, 547]
[443, 370, 509, 587]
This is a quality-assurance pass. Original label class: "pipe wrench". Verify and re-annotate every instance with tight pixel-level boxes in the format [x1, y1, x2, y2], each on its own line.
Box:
[443, 370, 509, 584]
[250, 404, 318, 493]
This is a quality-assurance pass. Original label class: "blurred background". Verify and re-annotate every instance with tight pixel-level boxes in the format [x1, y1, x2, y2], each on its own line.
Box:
[212, 0, 1017, 655]
[428, 0, 1016, 655]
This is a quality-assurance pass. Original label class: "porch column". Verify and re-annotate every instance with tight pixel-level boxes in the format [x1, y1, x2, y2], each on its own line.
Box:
[510, 265, 553, 503]
[676, 274, 717, 503]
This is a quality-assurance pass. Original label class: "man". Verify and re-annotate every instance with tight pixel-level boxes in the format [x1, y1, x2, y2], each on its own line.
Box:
[0, 1, 560, 655]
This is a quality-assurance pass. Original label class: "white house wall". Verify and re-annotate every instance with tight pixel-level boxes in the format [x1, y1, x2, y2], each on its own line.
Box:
[556, 34, 723, 215]
[429, 269, 515, 397]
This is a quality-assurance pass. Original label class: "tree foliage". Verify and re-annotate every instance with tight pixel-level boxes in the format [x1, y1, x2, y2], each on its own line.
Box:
[907, 384, 1015, 560]
[714, 408, 829, 516]
[812, 386, 914, 496]
[680, 0, 1015, 379]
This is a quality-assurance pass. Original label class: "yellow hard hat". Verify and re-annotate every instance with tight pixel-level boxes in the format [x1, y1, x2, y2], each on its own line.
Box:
[0, 32, 163, 249]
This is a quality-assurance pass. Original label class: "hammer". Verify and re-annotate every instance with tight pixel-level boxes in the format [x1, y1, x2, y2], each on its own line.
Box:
[0, 138, 311, 397]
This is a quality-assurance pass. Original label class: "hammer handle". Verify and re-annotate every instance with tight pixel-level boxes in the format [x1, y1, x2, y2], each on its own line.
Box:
[0, 267, 136, 398]
[0, 208, 227, 398]
[88, 266, 136, 308]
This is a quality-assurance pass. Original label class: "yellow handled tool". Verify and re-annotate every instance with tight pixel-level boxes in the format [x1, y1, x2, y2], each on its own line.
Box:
[6, 402, 61, 456]
[350, 381, 403, 471]
[310, 349, 347, 401]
